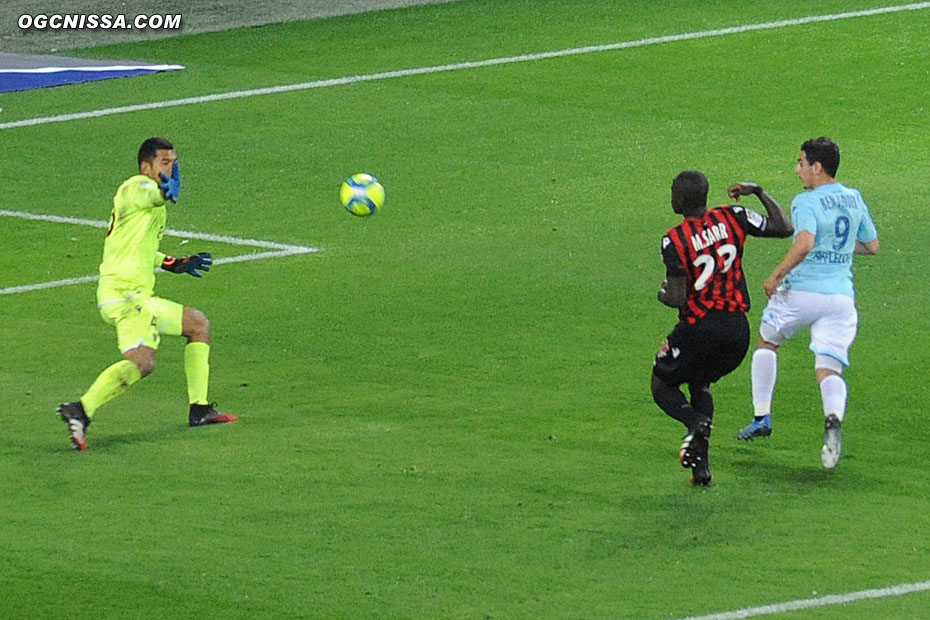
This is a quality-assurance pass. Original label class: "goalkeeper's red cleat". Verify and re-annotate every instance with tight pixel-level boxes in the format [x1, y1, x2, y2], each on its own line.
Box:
[189, 403, 237, 427]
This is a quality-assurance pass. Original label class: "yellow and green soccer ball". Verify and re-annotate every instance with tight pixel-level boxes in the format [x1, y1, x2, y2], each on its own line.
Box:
[340, 173, 385, 216]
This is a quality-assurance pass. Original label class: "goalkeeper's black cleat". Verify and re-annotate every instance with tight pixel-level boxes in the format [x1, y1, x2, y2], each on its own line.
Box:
[680, 415, 712, 486]
[189, 402, 237, 427]
[57, 401, 91, 451]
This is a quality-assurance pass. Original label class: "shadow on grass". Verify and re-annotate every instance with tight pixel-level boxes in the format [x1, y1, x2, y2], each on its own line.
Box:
[727, 451, 866, 490]
[42, 422, 224, 453]
[88, 423, 197, 449]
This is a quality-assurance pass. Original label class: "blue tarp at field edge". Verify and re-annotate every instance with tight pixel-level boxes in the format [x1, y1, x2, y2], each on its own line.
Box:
[0, 53, 183, 93]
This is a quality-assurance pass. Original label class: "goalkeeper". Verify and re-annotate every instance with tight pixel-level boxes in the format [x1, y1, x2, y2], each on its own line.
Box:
[57, 137, 236, 451]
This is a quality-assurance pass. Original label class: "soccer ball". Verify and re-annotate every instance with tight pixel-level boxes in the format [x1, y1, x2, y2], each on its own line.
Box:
[340, 173, 385, 216]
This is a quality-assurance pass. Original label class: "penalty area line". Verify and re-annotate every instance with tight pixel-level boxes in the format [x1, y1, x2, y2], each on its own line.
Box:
[1, 2, 929, 131]
[668, 579, 930, 620]
[0, 248, 314, 296]
[0, 208, 318, 296]
[0, 208, 316, 252]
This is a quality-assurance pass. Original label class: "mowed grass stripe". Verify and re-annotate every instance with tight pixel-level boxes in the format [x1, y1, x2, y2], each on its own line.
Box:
[1, 2, 928, 131]
[3, 3, 928, 620]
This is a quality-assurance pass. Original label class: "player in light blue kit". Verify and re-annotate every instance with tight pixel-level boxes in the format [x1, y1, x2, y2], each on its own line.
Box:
[736, 137, 880, 468]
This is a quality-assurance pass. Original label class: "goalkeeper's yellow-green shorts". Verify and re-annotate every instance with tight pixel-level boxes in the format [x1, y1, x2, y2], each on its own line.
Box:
[97, 283, 183, 354]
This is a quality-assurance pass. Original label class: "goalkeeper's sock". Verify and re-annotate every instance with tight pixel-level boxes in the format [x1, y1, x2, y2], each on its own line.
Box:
[81, 359, 143, 418]
[184, 342, 211, 405]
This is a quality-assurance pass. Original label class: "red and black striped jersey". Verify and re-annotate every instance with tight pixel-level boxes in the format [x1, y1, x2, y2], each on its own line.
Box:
[661, 205, 769, 324]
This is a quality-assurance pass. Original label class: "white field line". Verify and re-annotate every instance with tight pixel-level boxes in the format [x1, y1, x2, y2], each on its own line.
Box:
[0, 209, 313, 252]
[0, 274, 101, 296]
[1, 2, 929, 131]
[668, 579, 930, 620]
[0, 209, 318, 296]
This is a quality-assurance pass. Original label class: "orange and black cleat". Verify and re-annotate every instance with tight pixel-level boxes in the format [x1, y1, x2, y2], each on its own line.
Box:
[57, 401, 91, 451]
[189, 402, 237, 427]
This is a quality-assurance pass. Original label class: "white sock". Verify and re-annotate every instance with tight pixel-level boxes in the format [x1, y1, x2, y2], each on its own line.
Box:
[751, 349, 778, 416]
[820, 374, 847, 422]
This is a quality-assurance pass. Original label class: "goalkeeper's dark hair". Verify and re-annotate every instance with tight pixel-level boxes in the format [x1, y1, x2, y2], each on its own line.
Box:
[671, 170, 709, 216]
[801, 137, 840, 177]
[138, 137, 175, 166]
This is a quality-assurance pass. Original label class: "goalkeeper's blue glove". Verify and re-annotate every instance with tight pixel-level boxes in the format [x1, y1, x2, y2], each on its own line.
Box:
[162, 252, 212, 277]
[158, 162, 181, 203]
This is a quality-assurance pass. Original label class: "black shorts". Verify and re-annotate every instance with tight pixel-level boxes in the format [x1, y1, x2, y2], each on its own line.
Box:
[652, 312, 750, 386]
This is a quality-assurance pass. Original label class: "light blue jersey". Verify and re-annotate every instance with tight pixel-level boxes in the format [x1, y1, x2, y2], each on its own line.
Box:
[784, 182, 877, 298]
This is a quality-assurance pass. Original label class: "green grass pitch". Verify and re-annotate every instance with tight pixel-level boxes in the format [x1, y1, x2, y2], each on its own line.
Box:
[1, 1, 929, 618]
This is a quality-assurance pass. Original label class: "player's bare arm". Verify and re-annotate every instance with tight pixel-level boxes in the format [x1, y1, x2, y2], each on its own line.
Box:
[727, 182, 793, 237]
[855, 238, 880, 255]
[763, 230, 815, 296]
[658, 276, 687, 308]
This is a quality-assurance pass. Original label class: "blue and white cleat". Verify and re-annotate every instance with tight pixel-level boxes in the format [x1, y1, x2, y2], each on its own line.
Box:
[736, 415, 772, 441]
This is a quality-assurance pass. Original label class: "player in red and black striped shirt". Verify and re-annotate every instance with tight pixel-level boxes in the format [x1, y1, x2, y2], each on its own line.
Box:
[652, 170, 792, 486]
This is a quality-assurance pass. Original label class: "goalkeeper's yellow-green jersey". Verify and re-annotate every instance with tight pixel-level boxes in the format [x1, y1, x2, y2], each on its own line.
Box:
[98, 174, 169, 296]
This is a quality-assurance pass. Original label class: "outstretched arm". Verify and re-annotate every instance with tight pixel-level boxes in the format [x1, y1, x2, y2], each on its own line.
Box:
[728, 183, 793, 237]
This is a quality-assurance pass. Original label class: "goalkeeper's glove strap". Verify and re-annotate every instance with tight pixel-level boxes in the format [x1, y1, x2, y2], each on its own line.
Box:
[161, 256, 184, 273]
